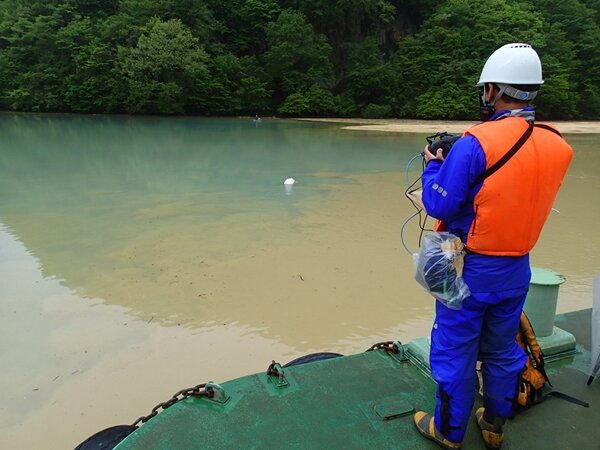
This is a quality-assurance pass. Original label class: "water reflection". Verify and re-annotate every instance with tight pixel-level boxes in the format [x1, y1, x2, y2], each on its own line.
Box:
[0, 114, 429, 340]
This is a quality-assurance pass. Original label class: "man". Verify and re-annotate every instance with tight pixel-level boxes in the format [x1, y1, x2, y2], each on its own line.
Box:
[413, 43, 573, 449]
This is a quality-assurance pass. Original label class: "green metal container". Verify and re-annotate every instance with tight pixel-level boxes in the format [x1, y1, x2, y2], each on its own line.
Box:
[523, 267, 566, 337]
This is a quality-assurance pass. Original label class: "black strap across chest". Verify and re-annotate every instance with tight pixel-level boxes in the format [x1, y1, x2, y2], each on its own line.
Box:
[471, 122, 562, 188]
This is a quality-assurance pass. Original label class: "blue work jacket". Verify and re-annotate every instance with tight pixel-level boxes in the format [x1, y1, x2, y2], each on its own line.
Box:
[421, 113, 532, 294]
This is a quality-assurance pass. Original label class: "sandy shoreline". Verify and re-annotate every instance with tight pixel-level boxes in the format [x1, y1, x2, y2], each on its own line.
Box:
[298, 118, 600, 134]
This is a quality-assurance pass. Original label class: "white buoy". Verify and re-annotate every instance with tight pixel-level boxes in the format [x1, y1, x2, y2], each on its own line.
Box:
[284, 177, 295, 185]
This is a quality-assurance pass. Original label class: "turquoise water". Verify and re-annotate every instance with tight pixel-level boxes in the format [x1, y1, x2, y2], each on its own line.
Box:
[0, 114, 422, 209]
[0, 114, 424, 262]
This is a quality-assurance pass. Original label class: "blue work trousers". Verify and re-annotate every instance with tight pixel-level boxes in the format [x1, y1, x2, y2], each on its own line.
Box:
[430, 288, 528, 442]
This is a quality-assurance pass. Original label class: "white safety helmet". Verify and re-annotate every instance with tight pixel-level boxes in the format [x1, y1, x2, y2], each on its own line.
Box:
[478, 43, 543, 86]
[477, 43, 543, 103]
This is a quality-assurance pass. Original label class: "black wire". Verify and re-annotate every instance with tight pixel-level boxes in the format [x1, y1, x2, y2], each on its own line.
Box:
[404, 162, 432, 231]
[403, 155, 434, 252]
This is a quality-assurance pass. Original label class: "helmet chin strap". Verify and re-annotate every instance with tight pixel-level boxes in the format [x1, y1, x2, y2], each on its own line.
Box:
[479, 83, 507, 122]
[479, 83, 539, 122]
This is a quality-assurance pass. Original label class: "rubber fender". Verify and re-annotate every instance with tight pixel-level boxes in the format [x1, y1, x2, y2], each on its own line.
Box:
[283, 352, 343, 367]
[73, 425, 137, 450]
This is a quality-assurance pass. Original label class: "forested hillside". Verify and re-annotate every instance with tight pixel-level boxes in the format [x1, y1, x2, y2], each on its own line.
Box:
[1, 0, 599, 119]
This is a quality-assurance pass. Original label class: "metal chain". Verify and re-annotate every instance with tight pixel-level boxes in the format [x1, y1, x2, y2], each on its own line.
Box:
[131, 383, 212, 427]
[365, 341, 401, 353]
[130, 344, 404, 429]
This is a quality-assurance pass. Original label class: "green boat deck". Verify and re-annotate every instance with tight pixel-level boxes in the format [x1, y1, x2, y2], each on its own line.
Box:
[115, 309, 600, 449]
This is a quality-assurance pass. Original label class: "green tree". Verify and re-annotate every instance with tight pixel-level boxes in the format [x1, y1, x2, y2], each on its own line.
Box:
[388, 0, 548, 119]
[0, 0, 598, 118]
[0, 2, 77, 111]
[203, 54, 272, 115]
[342, 37, 392, 110]
[53, 17, 122, 112]
[280, 0, 395, 42]
[117, 17, 209, 114]
[533, 0, 600, 118]
[415, 81, 474, 119]
[265, 9, 335, 110]
[67, 0, 118, 16]
[278, 85, 336, 116]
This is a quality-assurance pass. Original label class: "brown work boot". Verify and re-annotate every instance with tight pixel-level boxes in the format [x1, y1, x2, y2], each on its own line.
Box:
[413, 411, 462, 449]
[475, 407, 504, 449]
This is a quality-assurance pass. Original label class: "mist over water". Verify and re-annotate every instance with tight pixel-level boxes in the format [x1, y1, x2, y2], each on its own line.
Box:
[0, 114, 598, 449]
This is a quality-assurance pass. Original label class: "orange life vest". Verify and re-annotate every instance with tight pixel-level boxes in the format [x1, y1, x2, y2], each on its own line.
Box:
[460, 117, 573, 256]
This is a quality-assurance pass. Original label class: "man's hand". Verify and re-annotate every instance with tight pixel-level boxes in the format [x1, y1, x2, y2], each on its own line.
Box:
[424, 145, 445, 163]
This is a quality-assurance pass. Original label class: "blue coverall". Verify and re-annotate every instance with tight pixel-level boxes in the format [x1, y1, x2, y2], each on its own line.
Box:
[421, 110, 531, 442]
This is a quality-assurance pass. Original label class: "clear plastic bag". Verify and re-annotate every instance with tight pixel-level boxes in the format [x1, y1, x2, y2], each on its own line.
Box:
[413, 232, 470, 309]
